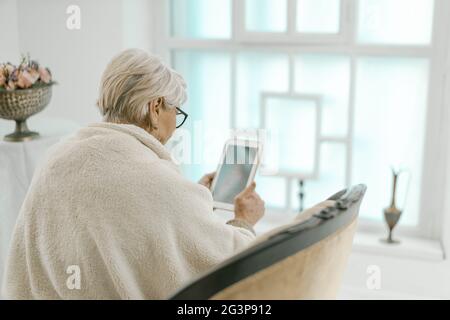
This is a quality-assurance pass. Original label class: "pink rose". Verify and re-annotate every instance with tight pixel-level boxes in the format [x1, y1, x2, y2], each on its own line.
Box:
[1, 58, 54, 90]
[38, 66, 52, 84]
[27, 67, 40, 82]
[16, 69, 36, 89]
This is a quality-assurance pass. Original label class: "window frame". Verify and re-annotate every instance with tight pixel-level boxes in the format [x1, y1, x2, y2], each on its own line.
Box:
[235, 0, 351, 45]
[260, 92, 323, 179]
[153, 0, 450, 240]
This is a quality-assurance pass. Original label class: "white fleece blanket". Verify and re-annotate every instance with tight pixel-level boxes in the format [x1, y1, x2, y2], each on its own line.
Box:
[1, 123, 255, 300]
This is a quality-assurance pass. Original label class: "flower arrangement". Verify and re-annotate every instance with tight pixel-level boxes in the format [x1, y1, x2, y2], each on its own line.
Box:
[0, 54, 55, 141]
[0, 54, 53, 91]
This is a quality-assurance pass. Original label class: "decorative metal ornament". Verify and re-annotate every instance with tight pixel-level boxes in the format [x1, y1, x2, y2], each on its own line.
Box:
[381, 169, 403, 244]
[0, 84, 53, 142]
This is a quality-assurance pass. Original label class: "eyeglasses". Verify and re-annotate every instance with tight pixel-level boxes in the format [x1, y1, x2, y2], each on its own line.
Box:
[176, 107, 188, 128]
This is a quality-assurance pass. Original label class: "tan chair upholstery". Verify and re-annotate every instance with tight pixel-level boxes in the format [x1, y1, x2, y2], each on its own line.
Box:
[170, 184, 366, 300]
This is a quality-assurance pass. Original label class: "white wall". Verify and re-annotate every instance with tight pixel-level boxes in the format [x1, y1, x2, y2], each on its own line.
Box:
[0, 0, 20, 62]
[16, 0, 123, 125]
[443, 39, 450, 260]
[122, 0, 155, 52]
[1, 0, 155, 126]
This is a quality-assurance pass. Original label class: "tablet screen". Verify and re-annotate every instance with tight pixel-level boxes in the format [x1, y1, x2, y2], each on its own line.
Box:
[212, 144, 258, 204]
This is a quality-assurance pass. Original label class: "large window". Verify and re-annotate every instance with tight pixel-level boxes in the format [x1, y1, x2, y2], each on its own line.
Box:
[155, 0, 449, 237]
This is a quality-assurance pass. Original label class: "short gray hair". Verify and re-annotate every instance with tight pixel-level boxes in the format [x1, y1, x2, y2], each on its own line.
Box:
[97, 49, 187, 126]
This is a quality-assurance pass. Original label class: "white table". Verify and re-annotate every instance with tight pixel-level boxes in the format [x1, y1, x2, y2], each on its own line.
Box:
[0, 115, 80, 293]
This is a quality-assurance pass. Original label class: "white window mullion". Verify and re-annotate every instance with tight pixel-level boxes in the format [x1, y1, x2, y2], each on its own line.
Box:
[347, 0, 358, 190]
[418, 0, 450, 238]
[287, 0, 297, 37]
[347, 0, 357, 45]
[153, 0, 171, 63]
[230, 51, 237, 129]
[233, 0, 246, 43]
[345, 55, 357, 188]
[231, 0, 240, 42]
[288, 53, 295, 94]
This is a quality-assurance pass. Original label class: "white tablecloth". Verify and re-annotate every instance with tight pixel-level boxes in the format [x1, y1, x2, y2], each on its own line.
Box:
[0, 115, 80, 292]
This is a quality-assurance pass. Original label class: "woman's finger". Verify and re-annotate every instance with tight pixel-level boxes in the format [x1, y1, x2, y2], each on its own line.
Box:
[207, 172, 216, 179]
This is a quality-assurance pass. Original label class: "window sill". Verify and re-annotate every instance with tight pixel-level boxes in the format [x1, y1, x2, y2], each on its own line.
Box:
[217, 209, 446, 262]
[256, 212, 445, 262]
[351, 231, 445, 262]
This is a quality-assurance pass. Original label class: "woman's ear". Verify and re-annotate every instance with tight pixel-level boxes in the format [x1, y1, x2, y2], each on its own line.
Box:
[148, 98, 162, 129]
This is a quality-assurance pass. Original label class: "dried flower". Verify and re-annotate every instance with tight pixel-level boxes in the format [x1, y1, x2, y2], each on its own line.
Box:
[17, 69, 36, 89]
[38, 67, 52, 84]
[6, 79, 17, 91]
[0, 55, 53, 91]
[28, 67, 40, 82]
[29, 60, 39, 71]
[5, 63, 15, 74]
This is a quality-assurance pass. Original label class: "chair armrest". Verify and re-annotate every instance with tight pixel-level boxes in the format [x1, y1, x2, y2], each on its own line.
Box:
[294, 200, 336, 224]
[253, 200, 336, 245]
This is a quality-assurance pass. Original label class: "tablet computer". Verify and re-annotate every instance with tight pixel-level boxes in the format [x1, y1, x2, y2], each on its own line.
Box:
[210, 139, 262, 211]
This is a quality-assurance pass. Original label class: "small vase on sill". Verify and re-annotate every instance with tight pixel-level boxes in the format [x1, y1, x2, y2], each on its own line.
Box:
[381, 169, 403, 244]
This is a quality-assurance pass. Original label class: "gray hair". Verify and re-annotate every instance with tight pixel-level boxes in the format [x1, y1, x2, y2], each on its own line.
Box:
[97, 49, 187, 126]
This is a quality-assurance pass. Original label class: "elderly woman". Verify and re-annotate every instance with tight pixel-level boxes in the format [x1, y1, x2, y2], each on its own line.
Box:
[2, 49, 265, 299]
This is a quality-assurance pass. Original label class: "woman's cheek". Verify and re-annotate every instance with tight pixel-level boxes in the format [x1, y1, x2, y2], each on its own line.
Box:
[173, 114, 177, 130]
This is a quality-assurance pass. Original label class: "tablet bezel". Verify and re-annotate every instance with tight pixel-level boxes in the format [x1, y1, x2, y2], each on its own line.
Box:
[210, 138, 262, 211]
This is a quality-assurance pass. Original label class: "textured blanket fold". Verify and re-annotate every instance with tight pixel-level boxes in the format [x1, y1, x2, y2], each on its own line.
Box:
[2, 122, 255, 299]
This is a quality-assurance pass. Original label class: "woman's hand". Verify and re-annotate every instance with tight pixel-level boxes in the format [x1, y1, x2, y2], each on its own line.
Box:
[198, 172, 216, 189]
[234, 182, 265, 226]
